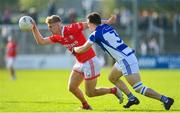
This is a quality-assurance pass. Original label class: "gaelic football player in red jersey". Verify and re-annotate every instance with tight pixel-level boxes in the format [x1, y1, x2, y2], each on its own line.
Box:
[30, 15, 135, 110]
[5, 36, 17, 80]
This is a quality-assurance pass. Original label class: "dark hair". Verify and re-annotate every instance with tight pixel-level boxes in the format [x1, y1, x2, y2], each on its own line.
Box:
[45, 15, 62, 24]
[87, 12, 101, 25]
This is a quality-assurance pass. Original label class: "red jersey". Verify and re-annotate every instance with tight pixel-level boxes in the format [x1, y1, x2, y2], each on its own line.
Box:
[49, 22, 96, 63]
[6, 41, 17, 57]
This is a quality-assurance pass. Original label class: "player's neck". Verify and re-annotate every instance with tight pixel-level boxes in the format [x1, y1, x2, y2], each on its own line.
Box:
[54, 26, 63, 35]
[59, 26, 64, 35]
[91, 25, 96, 32]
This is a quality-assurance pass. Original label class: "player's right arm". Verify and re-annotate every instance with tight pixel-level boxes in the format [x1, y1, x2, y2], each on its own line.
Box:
[31, 23, 51, 45]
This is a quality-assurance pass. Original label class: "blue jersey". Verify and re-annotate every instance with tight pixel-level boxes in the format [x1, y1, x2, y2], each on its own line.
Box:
[88, 24, 134, 61]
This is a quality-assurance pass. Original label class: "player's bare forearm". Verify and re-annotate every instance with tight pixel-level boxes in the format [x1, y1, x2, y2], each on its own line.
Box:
[74, 46, 86, 54]
[74, 41, 93, 54]
[102, 15, 116, 24]
[31, 24, 49, 45]
[31, 23, 42, 44]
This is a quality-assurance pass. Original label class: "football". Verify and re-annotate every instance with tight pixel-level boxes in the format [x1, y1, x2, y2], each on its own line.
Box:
[19, 16, 34, 31]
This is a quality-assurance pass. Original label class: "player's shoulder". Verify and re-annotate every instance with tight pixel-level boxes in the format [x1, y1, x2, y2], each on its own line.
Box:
[65, 22, 82, 29]
[64, 22, 83, 34]
[96, 24, 110, 31]
[99, 24, 109, 28]
[95, 24, 108, 36]
[49, 35, 62, 41]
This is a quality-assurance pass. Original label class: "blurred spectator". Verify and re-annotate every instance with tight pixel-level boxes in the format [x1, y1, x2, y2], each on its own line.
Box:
[173, 13, 178, 34]
[19, 8, 28, 17]
[48, 0, 56, 16]
[120, 8, 131, 35]
[140, 40, 147, 56]
[66, 8, 78, 23]
[120, 8, 131, 28]
[139, 10, 149, 30]
[5, 36, 17, 80]
[153, 13, 169, 30]
[148, 37, 160, 55]
[2, 8, 12, 24]
[81, 0, 93, 16]
[1, 25, 12, 43]
[29, 7, 38, 24]
[1, 25, 11, 67]
[57, 8, 65, 19]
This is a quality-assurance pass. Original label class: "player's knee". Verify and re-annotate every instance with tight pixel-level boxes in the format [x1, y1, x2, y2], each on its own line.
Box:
[133, 81, 148, 95]
[108, 76, 118, 84]
[86, 92, 94, 97]
[68, 85, 76, 93]
[85, 90, 96, 97]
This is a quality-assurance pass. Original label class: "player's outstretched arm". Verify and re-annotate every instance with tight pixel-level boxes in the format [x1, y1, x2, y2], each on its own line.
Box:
[73, 41, 93, 54]
[102, 15, 117, 24]
[31, 22, 51, 45]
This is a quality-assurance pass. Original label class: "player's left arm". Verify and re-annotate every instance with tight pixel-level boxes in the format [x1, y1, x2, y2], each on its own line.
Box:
[81, 15, 117, 30]
[102, 15, 117, 24]
[73, 40, 93, 54]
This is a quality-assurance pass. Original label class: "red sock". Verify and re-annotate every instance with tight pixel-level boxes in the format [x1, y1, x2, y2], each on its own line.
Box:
[110, 87, 117, 94]
[82, 101, 89, 108]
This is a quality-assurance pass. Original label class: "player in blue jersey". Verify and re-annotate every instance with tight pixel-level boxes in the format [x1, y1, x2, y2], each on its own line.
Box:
[73, 12, 174, 110]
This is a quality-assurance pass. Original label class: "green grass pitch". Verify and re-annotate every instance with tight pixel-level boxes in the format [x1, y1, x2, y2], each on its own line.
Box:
[0, 68, 180, 113]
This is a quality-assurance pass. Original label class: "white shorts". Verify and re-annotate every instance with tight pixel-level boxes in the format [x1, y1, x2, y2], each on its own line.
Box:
[6, 57, 15, 68]
[73, 56, 101, 80]
[115, 54, 139, 76]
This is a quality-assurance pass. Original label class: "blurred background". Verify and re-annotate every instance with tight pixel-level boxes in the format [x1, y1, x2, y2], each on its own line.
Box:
[0, 0, 180, 69]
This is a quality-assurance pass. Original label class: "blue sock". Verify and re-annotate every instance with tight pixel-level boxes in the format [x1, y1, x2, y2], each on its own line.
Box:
[160, 95, 168, 103]
[127, 93, 135, 100]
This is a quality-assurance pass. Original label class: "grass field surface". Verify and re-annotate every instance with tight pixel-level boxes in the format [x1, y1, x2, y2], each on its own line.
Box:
[0, 68, 180, 112]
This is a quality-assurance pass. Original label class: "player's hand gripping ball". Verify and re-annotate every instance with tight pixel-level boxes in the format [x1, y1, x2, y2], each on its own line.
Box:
[19, 16, 34, 31]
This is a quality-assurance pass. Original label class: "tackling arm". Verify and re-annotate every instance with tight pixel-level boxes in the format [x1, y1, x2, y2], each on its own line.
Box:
[73, 41, 93, 54]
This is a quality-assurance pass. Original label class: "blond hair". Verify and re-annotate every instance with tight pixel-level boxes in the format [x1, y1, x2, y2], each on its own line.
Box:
[45, 15, 62, 24]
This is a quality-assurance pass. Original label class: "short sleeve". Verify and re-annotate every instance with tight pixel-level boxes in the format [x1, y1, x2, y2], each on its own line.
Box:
[67, 22, 84, 34]
[49, 35, 60, 43]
